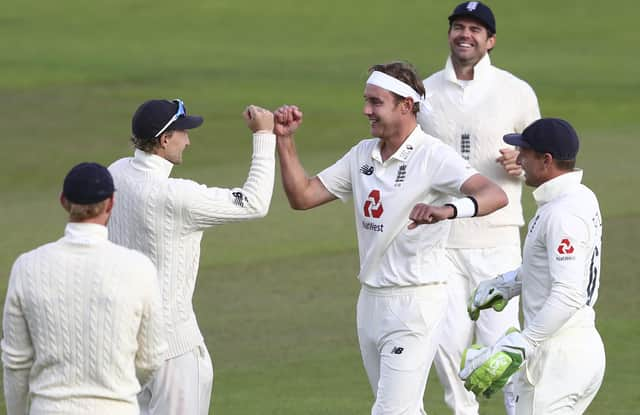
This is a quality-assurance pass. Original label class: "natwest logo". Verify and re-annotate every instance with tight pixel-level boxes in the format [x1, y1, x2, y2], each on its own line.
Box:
[557, 238, 574, 255]
[363, 190, 384, 218]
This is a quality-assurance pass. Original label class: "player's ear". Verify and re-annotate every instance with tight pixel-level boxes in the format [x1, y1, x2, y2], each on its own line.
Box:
[401, 97, 414, 114]
[487, 34, 496, 49]
[159, 131, 173, 148]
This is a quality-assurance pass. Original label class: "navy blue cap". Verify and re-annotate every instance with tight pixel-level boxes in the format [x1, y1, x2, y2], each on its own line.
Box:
[63, 162, 115, 204]
[449, 1, 496, 34]
[504, 118, 580, 160]
[132, 99, 203, 140]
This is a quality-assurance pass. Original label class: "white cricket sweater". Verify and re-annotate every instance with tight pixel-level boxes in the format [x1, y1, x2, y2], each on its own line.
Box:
[418, 54, 540, 248]
[2, 223, 167, 415]
[108, 133, 276, 358]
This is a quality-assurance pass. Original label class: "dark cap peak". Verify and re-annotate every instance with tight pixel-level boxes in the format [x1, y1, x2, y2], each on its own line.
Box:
[503, 118, 580, 160]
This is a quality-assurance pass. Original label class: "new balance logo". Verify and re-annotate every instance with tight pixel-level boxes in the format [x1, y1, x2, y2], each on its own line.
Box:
[360, 164, 374, 175]
[232, 191, 246, 207]
[391, 346, 404, 355]
[466, 1, 479, 11]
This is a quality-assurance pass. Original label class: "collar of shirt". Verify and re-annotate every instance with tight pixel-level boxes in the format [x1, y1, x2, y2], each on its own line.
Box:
[370, 125, 423, 164]
[444, 53, 492, 85]
[64, 222, 109, 244]
[131, 149, 174, 178]
[532, 169, 584, 206]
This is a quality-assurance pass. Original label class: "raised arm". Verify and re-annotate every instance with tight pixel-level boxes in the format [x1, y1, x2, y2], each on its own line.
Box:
[274, 105, 336, 210]
[181, 105, 277, 230]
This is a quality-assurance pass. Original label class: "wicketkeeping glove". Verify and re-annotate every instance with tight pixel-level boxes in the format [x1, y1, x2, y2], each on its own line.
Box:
[459, 328, 531, 398]
[468, 269, 520, 321]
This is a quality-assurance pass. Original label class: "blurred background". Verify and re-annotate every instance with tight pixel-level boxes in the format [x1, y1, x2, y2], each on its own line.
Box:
[0, 0, 638, 413]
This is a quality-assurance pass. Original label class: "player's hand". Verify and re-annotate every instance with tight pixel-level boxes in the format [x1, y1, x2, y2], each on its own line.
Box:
[273, 105, 303, 137]
[459, 328, 531, 397]
[243, 105, 274, 133]
[408, 204, 455, 229]
[467, 270, 518, 321]
[496, 148, 522, 177]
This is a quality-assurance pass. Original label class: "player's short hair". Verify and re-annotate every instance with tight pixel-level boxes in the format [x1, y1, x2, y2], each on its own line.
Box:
[130, 130, 175, 153]
[62, 198, 110, 221]
[368, 61, 425, 115]
[553, 159, 576, 171]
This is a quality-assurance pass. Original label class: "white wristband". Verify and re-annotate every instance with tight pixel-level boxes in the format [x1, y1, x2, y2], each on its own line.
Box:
[445, 196, 478, 219]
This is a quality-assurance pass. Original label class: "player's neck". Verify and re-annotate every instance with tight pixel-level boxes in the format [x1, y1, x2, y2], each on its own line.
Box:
[454, 63, 475, 81]
[380, 120, 416, 161]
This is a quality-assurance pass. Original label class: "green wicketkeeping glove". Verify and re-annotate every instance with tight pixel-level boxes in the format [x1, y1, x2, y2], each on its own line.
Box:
[467, 270, 520, 321]
[459, 328, 530, 397]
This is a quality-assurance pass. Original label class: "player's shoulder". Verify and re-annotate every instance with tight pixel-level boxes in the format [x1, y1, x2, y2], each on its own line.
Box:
[422, 69, 447, 88]
[352, 137, 379, 154]
[167, 176, 207, 194]
[11, 242, 56, 268]
[108, 156, 132, 173]
[491, 65, 536, 92]
[108, 240, 154, 264]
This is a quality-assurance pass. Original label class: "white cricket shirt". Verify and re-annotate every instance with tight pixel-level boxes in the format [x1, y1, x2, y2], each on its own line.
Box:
[418, 54, 540, 248]
[318, 126, 476, 288]
[520, 170, 602, 344]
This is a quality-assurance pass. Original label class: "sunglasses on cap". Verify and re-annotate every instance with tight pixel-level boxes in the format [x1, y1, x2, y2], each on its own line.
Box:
[154, 99, 186, 138]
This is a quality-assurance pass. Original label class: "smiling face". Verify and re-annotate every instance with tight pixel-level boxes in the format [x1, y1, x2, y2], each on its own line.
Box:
[448, 17, 495, 69]
[158, 129, 191, 165]
[363, 84, 408, 140]
[517, 147, 549, 187]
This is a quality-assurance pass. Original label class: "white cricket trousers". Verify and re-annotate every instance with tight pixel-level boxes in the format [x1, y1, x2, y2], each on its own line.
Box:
[357, 283, 448, 415]
[433, 246, 521, 415]
[139, 343, 214, 415]
[514, 326, 605, 414]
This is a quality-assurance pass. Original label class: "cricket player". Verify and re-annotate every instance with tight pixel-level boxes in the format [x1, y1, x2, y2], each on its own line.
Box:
[461, 118, 605, 414]
[416, 2, 540, 413]
[2, 162, 167, 415]
[273, 61, 508, 415]
[107, 99, 276, 415]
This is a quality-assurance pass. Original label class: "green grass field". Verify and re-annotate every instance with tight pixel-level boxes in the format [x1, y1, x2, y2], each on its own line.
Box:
[1, 0, 638, 413]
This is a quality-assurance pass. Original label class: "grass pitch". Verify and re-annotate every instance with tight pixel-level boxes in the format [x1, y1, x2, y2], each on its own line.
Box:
[1, 1, 638, 413]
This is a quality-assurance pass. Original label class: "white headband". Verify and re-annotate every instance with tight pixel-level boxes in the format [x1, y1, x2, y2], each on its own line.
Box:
[366, 71, 423, 102]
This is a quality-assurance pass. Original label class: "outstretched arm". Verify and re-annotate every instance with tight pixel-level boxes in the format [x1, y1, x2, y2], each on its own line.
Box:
[274, 105, 336, 210]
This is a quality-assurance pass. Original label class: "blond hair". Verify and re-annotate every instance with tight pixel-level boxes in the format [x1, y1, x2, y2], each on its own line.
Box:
[61, 198, 109, 221]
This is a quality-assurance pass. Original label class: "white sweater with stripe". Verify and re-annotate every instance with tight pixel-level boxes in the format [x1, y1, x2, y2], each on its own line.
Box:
[418, 54, 541, 248]
[2, 223, 166, 415]
[107, 133, 276, 358]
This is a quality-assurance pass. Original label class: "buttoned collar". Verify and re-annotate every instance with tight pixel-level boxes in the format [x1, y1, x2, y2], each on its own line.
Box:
[444, 53, 492, 85]
[371, 125, 424, 164]
[131, 149, 174, 178]
[532, 169, 584, 206]
[64, 222, 109, 245]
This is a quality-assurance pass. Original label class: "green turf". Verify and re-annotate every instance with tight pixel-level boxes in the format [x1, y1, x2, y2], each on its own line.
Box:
[1, 0, 638, 413]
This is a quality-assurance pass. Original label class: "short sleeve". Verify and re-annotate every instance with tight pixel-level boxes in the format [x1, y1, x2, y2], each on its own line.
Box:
[428, 143, 477, 195]
[317, 148, 354, 201]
